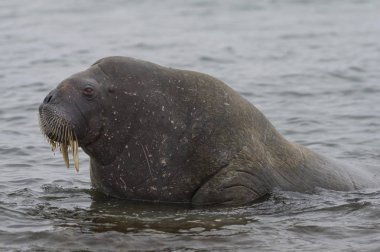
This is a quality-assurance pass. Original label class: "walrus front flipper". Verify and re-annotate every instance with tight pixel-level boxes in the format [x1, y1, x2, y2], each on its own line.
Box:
[191, 156, 270, 206]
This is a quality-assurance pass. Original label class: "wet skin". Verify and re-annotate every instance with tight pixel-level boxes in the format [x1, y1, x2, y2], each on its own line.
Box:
[39, 57, 379, 206]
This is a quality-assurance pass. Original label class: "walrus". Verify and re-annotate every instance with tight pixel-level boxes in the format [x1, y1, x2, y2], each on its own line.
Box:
[38, 56, 379, 205]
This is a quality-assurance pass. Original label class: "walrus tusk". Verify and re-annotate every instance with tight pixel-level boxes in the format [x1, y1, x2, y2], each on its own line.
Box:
[73, 140, 79, 172]
[67, 139, 79, 172]
[61, 143, 70, 168]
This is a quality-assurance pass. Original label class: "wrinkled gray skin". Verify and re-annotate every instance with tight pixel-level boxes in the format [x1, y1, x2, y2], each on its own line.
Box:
[40, 56, 378, 206]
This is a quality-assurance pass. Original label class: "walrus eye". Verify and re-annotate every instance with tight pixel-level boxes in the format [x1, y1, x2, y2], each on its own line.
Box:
[83, 86, 94, 97]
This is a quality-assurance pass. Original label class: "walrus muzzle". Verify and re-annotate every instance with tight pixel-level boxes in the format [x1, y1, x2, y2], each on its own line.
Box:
[39, 104, 80, 171]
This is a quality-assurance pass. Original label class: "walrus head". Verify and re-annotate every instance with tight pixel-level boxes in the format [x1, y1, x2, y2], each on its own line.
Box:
[38, 70, 106, 171]
[39, 58, 147, 172]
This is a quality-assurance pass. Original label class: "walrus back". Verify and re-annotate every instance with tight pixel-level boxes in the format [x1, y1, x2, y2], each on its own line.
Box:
[86, 56, 378, 205]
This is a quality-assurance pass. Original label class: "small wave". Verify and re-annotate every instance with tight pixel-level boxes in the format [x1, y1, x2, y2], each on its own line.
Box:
[29, 58, 63, 65]
[41, 183, 80, 194]
[270, 90, 314, 98]
[349, 66, 366, 73]
[5, 163, 33, 168]
[0, 203, 53, 233]
[3, 116, 26, 122]
[41, 183, 90, 194]
[18, 82, 45, 89]
[328, 71, 363, 83]
[7, 188, 39, 198]
[9, 178, 44, 186]
[336, 114, 375, 120]
[199, 56, 235, 64]
[247, 189, 380, 216]
[1, 129, 28, 136]
[362, 87, 380, 94]
[278, 31, 338, 40]
[305, 141, 339, 148]
[238, 91, 255, 97]
[0, 147, 29, 156]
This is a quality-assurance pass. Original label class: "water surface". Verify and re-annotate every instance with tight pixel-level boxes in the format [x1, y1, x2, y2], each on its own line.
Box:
[1, 0, 380, 251]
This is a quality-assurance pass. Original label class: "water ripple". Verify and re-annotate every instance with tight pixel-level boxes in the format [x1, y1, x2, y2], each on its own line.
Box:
[1, 0, 380, 251]
[0, 147, 29, 156]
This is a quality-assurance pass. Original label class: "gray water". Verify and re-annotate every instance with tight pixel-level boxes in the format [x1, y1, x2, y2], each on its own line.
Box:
[1, 0, 380, 251]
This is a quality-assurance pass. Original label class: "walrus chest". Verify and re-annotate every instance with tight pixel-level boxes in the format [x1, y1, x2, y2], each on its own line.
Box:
[89, 154, 202, 203]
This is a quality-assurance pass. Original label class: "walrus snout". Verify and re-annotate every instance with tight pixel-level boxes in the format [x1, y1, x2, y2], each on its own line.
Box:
[39, 104, 72, 142]
[39, 101, 79, 172]
[42, 88, 59, 105]
[39, 84, 87, 145]
[39, 74, 106, 172]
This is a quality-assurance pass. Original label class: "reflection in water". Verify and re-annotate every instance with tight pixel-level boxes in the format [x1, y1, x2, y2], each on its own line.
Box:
[1, 179, 380, 250]
[33, 189, 254, 234]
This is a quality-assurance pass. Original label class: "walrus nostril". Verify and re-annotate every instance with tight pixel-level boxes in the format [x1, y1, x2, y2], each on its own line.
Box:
[43, 95, 53, 103]
[43, 89, 59, 104]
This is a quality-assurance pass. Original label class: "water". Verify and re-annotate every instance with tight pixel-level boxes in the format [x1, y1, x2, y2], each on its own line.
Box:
[1, 0, 380, 251]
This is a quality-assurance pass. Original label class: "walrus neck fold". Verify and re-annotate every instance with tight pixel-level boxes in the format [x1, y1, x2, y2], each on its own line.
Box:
[81, 121, 134, 166]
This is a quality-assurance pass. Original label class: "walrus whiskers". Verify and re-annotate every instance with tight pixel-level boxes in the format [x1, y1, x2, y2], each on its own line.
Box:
[39, 111, 80, 172]
[50, 139, 57, 152]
